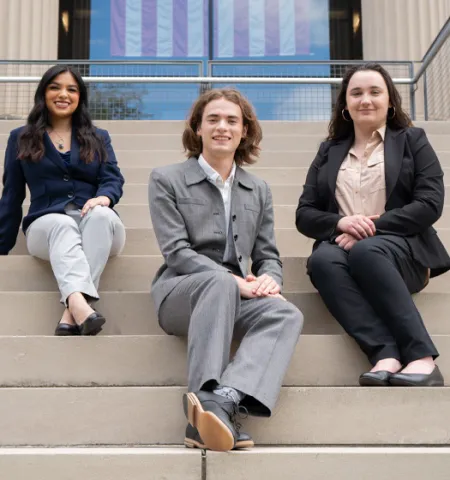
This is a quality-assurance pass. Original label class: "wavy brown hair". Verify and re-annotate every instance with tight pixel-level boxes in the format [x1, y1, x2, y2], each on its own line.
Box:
[182, 88, 262, 166]
[328, 63, 412, 141]
[17, 65, 106, 163]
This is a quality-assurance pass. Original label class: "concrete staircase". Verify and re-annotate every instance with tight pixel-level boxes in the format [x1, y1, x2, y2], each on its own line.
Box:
[0, 120, 449, 479]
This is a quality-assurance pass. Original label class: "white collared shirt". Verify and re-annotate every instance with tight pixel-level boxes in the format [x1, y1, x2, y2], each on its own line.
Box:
[198, 154, 236, 232]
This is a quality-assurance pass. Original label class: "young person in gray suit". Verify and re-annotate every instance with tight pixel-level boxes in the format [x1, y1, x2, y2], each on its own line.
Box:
[149, 88, 303, 452]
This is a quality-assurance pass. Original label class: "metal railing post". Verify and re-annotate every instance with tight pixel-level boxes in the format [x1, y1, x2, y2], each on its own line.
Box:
[423, 70, 429, 121]
[408, 62, 416, 121]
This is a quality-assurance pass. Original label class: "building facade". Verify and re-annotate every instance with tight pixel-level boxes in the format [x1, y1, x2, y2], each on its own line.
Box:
[0, 0, 448, 119]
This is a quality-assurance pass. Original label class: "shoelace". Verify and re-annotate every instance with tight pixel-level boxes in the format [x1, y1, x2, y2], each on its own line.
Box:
[230, 403, 249, 433]
[205, 398, 249, 433]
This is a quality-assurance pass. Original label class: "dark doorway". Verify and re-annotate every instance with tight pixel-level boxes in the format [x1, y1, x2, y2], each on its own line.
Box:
[58, 0, 91, 60]
[329, 0, 363, 60]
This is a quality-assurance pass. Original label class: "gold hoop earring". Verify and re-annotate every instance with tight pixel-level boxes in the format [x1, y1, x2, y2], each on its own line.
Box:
[388, 106, 396, 119]
[342, 109, 351, 122]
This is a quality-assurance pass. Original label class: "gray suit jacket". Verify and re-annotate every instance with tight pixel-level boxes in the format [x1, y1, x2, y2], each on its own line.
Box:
[149, 157, 283, 314]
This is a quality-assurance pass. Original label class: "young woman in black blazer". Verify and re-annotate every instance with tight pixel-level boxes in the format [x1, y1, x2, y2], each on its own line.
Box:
[0, 65, 125, 336]
[296, 63, 450, 386]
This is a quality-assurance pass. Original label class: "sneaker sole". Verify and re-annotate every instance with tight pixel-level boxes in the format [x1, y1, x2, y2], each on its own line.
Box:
[183, 392, 234, 452]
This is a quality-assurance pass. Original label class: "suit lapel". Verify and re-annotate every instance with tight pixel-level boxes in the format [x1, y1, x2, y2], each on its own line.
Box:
[184, 157, 207, 186]
[44, 131, 68, 172]
[384, 127, 405, 202]
[327, 137, 353, 204]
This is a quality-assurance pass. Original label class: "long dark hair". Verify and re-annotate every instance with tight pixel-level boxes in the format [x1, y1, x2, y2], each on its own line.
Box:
[18, 65, 106, 163]
[182, 88, 262, 166]
[328, 63, 412, 141]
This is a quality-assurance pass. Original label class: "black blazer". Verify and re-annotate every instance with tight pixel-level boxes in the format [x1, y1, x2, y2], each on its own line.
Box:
[296, 126, 450, 277]
[0, 126, 124, 254]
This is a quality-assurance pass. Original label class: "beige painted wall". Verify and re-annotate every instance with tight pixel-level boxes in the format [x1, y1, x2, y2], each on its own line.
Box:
[362, 0, 449, 60]
[361, 0, 450, 119]
[0, 0, 59, 118]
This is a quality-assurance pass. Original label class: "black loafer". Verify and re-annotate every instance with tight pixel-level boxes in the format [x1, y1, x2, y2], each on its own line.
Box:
[183, 391, 240, 452]
[78, 312, 105, 336]
[54, 323, 80, 336]
[359, 370, 392, 386]
[389, 365, 444, 387]
[184, 424, 254, 450]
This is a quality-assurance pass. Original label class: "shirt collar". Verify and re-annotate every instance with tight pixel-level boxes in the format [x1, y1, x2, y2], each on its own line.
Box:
[198, 154, 236, 184]
[376, 124, 386, 141]
[349, 124, 386, 156]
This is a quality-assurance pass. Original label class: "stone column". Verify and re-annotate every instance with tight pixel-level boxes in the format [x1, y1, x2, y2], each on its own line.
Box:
[0, 0, 59, 118]
[361, 0, 450, 119]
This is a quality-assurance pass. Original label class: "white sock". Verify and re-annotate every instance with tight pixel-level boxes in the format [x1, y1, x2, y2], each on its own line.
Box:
[213, 385, 245, 404]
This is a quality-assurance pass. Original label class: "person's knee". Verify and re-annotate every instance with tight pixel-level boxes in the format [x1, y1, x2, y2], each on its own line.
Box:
[204, 270, 239, 296]
[265, 299, 304, 336]
[87, 205, 117, 224]
[347, 239, 382, 268]
[307, 244, 341, 277]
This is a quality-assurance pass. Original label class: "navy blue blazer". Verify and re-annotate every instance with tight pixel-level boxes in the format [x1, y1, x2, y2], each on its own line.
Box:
[0, 126, 124, 254]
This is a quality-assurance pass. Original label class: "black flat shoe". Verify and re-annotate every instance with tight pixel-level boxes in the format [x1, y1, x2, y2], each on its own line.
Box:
[389, 365, 444, 387]
[359, 371, 392, 386]
[78, 312, 105, 336]
[54, 322, 80, 336]
[184, 424, 254, 450]
[183, 391, 240, 452]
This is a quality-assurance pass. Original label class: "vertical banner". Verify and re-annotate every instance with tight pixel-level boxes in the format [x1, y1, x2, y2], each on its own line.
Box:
[111, 0, 208, 57]
[214, 0, 310, 58]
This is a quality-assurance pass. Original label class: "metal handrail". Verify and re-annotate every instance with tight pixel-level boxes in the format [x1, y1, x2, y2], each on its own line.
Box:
[413, 17, 450, 83]
[0, 76, 413, 84]
[0, 59, 204, 66]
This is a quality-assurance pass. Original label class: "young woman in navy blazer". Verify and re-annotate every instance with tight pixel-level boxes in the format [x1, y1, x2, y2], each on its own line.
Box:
[296, 63, 450, 387]
[0, 65, 125, 335]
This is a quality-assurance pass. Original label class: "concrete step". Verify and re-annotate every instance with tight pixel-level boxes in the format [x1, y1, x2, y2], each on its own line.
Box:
[2, 446, 450, 480]
[207, 447, 450, 480]
[113, 204, 296, 229]
[1, 291, 450, 336]
[0, 447, 201, 480]
[2, 149, 450, 169]
[1, 334, 450, 387]
[87, 166, 450, 186]
[114, 204, 450, 229]
[10, 227, 450, 258]
[1, 133, 449, 152]
[0, 120, 448, 135]
[0, 167, 309, 187]
[14, 181, 450, 209]
[1, 254, 450, 294]
[0, 386, 449, 446]
[11, 227, 316, 256]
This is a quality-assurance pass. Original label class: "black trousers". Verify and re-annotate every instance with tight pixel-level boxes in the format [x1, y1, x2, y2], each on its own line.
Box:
[307, 235, 438, 365]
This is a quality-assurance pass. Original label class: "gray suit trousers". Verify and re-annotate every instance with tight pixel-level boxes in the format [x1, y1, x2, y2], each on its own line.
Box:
[26, 205, 126, 304]
[158, 270, 303, 416]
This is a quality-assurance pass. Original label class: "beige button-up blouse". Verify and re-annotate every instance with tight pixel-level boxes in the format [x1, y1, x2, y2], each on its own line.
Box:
[335, 125, 387, 217]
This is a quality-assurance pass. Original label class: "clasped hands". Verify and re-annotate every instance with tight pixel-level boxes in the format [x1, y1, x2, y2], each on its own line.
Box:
[233, 273, 286, 301]
[335, 214, 380, 251]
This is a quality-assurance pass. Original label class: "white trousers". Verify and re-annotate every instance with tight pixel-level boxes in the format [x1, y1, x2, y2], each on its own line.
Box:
[26, 205, 126, 304]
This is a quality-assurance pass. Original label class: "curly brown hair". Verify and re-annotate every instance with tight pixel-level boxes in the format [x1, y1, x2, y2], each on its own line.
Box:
[328, 63, 412, 141]
[182, 88, 262, 166]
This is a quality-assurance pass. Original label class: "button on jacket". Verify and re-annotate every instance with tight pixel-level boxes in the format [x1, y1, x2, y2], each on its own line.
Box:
[0, 126, 124, 254]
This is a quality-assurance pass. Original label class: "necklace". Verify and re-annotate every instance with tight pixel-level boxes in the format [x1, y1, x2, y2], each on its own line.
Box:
[50, 129, 68, 150]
